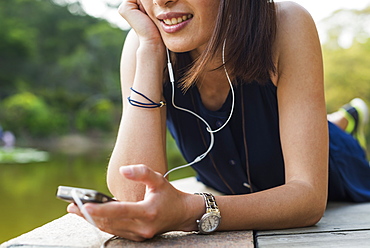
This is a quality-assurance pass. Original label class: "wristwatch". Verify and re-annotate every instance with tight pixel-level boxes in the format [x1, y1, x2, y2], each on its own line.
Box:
[195, 193, 221, 234]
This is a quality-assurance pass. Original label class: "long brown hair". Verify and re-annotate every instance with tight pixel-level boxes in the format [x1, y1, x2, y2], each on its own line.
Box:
[173, 0, 276, 89]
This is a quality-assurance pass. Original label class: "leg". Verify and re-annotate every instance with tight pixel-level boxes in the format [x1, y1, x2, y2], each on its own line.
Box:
[328, 98, 369, 151]
[327, 111, 348, 131]
[328, 121, 370, 202]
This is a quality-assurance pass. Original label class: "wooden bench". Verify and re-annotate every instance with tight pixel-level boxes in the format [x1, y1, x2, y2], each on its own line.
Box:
[256, 202, 370, 248]
[2, 176, 370, 247]
[2, 202, 370, 247]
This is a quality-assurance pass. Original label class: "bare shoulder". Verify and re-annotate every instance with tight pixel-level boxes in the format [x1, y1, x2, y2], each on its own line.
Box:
[274, 1, 320, 46]
[274, 1, 319, 45]
[272, 1, 322, 85]
[275, 1, 315, 27]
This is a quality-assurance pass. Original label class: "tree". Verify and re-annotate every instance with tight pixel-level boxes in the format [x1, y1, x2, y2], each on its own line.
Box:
[321, 6, 370, 111]
[0, 0, 127, 135]
[321, 6, 370, 154]
[320, 5, 370, 50]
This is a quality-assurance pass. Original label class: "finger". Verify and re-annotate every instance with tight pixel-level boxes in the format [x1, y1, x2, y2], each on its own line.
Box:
[67, 203, 81, 215]
[119, 164, 166, 190]
[83, 202, 155, 240]
[137, 0, 146, 14]
[83, 201, 149, 220]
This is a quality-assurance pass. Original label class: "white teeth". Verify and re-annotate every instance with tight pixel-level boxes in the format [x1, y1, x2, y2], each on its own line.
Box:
[163, 14, 193, 26]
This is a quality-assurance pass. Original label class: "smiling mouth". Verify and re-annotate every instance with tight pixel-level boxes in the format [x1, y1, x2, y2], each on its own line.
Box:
[163, 14, 193, 26]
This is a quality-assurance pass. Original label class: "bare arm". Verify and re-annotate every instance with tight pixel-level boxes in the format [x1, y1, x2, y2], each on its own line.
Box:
[215, 2, 328, 230]
[106, 2, 168, 201]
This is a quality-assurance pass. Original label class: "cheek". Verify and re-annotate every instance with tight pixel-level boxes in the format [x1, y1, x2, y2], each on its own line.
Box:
[198, 17, 217, 42]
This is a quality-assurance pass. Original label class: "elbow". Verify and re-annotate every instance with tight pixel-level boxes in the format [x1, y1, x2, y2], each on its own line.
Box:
[310, 200, 326, 226]
[106, 165, 120, 198]
[106, 161, 126, 200]
[305, 205, 325, 227]
[290, 200, 326, 229]
[301, 193, 327, 227]
[308, 186, 328, 226]
[106, 162, 146, 201]
[106, 170, 128, 201]
[288, 177, 328, 228]
[288, 181, 327, 228]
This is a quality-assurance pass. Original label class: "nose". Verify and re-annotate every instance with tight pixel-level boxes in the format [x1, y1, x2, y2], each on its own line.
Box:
[153, 0, 176, 7]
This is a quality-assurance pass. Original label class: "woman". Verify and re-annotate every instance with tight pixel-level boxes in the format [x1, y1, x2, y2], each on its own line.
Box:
[68, 0, 370, 241]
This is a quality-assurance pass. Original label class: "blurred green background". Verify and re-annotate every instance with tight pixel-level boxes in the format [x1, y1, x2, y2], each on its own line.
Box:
[0, 0, 369, 244]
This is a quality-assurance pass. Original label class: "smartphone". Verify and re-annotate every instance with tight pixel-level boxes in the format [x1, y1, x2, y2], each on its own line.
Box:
[56, 186, 115, 204]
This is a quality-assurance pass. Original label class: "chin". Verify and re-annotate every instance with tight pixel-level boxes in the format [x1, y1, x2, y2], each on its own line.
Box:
[164, 44, 189, 53]
[163, 39, 196, 53]
[167, 47, 192, 53]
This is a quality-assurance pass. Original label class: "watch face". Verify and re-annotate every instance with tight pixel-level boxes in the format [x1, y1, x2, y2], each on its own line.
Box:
[199, 213, 220, 233]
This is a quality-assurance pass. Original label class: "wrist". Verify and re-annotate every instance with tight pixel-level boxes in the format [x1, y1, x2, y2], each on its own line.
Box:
[131, 44, 166, 102]
[137, 42, 166, 61]
[135, 43, 166, 78]
[195, 193, 221, 234]
[181, 193, 205, 232]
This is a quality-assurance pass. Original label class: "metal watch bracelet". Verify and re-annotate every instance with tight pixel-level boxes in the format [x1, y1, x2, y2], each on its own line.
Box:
[195, 192, 221, 234]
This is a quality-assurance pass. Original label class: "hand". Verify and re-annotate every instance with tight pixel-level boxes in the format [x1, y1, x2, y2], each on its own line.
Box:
[119, 0, 163, 45]
[67, 164, 197, 242]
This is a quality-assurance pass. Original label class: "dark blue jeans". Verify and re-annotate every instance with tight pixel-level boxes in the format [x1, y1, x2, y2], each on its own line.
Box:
[328, 121, 370, 202]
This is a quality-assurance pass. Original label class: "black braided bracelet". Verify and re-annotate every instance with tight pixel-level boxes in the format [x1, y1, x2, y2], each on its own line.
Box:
[127, 87, 166, 108]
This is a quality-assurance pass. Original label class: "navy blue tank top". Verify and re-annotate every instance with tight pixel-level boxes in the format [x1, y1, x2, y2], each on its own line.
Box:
[164, 79, 285, 195]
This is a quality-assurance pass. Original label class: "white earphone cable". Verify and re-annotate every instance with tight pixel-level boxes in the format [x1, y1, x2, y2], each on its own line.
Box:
[71, 189, 96, 226]
[71, 189, 110, 248]
[164, 39, 234, 177]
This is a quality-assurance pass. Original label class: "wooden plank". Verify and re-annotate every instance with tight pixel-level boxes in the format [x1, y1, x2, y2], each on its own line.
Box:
[1, 214, 254, 248]
[0, 214, 112, 248]
[257, 202, 370, 236]
[105, 231, 254, 248]
[255, 202, 370, 247]
[256, 230, 370, 248]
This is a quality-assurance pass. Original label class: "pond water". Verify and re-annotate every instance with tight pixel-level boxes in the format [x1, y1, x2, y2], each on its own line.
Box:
[0, 136, 194, 243]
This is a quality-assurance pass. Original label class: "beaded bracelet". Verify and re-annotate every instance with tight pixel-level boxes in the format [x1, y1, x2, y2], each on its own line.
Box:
[127, 87, 166, 108]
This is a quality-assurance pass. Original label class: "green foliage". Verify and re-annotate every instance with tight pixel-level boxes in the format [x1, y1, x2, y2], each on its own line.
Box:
[76, 98, 115, 132]
[321, 6, 370, 50]
[322, 6, 370, 112]
[323, 39, 370, 112]
[0, 0, 127, 136]
[0, 0, 126, 96]
[0, 92, 67, 136]
[321, 7, 370, 155]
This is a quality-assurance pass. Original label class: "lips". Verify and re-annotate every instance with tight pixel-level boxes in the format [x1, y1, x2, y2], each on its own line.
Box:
[157, 12, 194, 31]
